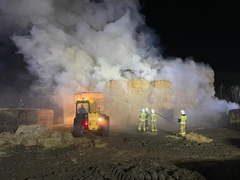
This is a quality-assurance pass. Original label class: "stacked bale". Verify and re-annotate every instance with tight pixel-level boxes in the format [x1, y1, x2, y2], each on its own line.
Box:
[149, 80, 172, 109]
[127, 80, 151, 125]
[0, 109, 18, 133]
[0, 108, 54, 133]
[104, 80, 128, 128]
[104, 80, 173, 128]
[228, 109, 240, 126]
[149, 80, 174, 122]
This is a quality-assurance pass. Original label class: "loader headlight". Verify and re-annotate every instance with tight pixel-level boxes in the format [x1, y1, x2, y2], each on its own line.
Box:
[98, 117, 102, 122]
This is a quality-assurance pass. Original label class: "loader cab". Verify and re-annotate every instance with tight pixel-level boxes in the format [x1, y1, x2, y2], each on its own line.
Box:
[76, 98, 99, 115]
[76, 100, 89, 115]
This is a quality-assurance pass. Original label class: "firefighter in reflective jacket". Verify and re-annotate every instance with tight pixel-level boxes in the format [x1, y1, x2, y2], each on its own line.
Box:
[138, 109, 146, 132]
[150, 109, 157, 132]
[145, 108, 150, 131]
[178, 110, 187, 137]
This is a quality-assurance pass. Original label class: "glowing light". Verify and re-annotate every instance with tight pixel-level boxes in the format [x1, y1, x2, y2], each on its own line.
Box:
[84, 121, 88, 127]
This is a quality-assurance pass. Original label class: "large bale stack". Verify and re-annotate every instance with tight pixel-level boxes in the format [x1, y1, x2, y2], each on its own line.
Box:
[104, 80, 173, 128]
[104, 80, 128, 125]
[127, 80, 151, 126]
[0, 108, 54, 133]
[149, 80, 172, 109]
[149, 80, 174, 121]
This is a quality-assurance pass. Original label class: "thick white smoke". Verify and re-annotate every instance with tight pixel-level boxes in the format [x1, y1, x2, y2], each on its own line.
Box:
[0, 0, 239, 127]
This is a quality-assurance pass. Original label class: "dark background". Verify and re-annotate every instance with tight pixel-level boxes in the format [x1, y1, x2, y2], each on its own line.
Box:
[140, 0, 240, 86]
[1, 0, 240, 94]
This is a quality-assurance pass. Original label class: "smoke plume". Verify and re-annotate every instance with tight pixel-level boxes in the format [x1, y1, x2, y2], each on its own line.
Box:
[0, 0, 239, 128]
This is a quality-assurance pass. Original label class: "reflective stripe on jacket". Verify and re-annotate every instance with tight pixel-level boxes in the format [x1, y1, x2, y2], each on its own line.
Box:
[150, 113, 157, 122]
[178, 115, 187, 125]
[139, 112, 146, 122]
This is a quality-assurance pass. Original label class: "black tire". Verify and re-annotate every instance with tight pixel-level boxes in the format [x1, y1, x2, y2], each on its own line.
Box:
[72, 117, 84, 137]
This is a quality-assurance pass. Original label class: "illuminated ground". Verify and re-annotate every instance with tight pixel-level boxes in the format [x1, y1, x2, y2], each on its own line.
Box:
[0, 125, 240, 179]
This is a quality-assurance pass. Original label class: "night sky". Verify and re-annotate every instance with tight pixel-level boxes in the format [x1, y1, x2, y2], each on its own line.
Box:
[140, 0, 240, 86]
[0, 0, 240, 90]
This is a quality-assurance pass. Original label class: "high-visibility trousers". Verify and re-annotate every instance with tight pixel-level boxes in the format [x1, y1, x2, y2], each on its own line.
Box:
[179, 124, 186, 136]
[151, 122, 157, 132]
[138, 120, 146, 132]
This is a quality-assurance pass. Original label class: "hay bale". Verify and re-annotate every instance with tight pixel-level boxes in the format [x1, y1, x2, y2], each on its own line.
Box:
[127, 80, 150, 93]
[228, 109, 240, 124]
[150, 80, 170, 88]
[37, 109, 54, 129]
[185, 132, 213, 143]
[15, 124, 47, 136]
[37, 131, 74, 148]
[0, 109, 19, 133]
[105, 80, 128, 98]
[0, 132, 16, 145]
[106, 80, 128, 87]
[0, 108, 53, 133]
[15, 125, 74, 148]
[0, 125, 99, 149]
[0, 125, 47, 146]
[104, 80, 173, 126]
[15, 125, 48, 146]
[149, 80, 172, 110]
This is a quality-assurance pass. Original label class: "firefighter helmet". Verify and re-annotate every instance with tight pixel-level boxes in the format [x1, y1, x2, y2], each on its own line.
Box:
[142, 109, 145, 112]
[181, 110, 185, 115]
[145, 108, 148, 112]
[151, 109, 155, 114]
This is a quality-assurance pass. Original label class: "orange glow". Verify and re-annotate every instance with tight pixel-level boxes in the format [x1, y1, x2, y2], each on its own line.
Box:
[75, 92, 104, 102]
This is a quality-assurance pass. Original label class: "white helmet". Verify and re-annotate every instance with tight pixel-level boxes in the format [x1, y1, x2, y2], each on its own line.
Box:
[142, 109, 145, 112]
[181, 110, 185, 115]
[145, 108, 148, 112]
[151, 109, 155, 113]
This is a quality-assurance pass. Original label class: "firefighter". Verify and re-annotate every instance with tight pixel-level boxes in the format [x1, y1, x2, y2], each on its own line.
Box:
[145, 108, 150, 131]
[178, 110, 187, 137]
[138, 109, 146, 132]
[150, 109, 157, 132]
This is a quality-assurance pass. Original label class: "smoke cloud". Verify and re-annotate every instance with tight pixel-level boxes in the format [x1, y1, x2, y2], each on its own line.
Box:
[0, 0, 239, 129]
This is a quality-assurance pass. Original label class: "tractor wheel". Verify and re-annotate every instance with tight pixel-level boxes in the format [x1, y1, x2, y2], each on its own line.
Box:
[72, 118, 84, 137]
